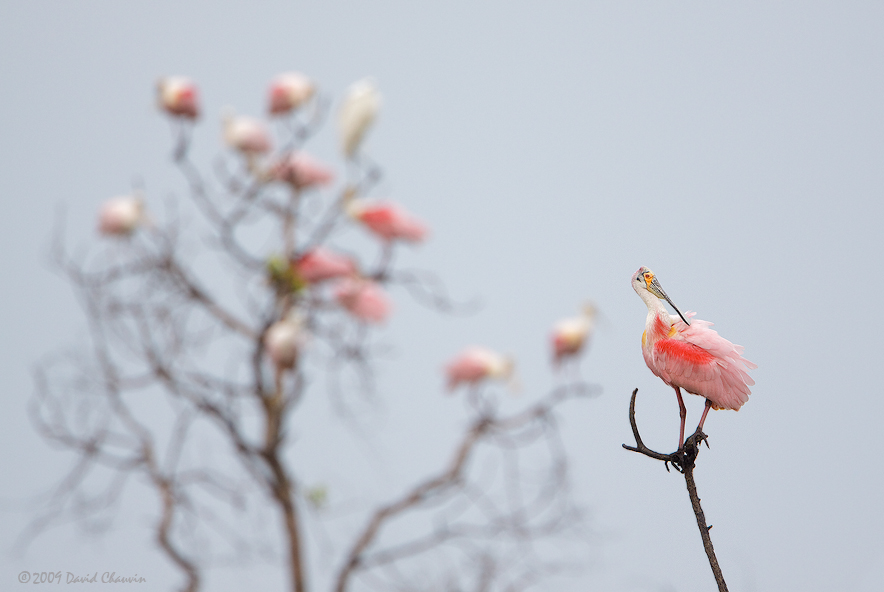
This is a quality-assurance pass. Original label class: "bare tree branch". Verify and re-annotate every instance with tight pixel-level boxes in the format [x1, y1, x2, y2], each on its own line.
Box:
[622, 388, 729, 592]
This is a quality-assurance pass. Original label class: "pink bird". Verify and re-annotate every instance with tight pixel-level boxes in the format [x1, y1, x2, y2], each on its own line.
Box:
[294, 248, 356, 283]
[444, 346, 514, 391]
[347, 199, 428, 243]
[222, 110, 272, 156]
[551, 304, 597, 366]
[268, 72, 315, 115]
[270, 152, 335, 189]
[632, 267, 757, 450]
[98, 196, 145, 236]
[157, 76, 199, 119]
[333, 277, 391, 323]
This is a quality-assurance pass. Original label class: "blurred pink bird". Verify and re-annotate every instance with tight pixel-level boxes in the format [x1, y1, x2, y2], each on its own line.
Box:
[333, 278, 390, 323]
[632, 267, 757, 450]
[98, 196, 145, 236]
[222, 110, 272, 156]
[157, 76, 199, 119]
[268, 72, 315, 115]
[347, 200, 428, 243]
[270, 152, 334, 189]
[551, 304, 597, 366]
[444, 346, 514, 391]
[294, 248, 356, 283]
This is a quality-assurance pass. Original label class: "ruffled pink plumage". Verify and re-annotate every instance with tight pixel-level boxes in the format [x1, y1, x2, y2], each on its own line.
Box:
[445, 355, 490, 390]
[333, 278, 390, 323]
[643, 311, 757, 411]
[350, 201, 428, 243]
[444, 347, 511, 391]
[294, 248, 355, 283]
[271, 153, 334, 189]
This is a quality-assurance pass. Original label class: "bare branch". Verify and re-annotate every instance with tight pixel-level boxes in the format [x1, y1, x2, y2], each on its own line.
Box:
[335, 383, 594, 592]
[622, 388, 729, 592]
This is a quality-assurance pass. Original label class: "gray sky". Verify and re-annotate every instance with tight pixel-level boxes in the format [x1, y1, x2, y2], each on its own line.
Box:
[2, 1, 884, 590]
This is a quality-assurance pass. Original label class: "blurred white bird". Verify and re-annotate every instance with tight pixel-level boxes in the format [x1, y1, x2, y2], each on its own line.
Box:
[98, 196, 146, 237]
[338, 78, 381, 156]
[268, 72, 315, 115]
[157, 76, 199, 119]
[551, 304, 597, 367]
[222, 108, 272, 156]
[264, 312, 309, 369]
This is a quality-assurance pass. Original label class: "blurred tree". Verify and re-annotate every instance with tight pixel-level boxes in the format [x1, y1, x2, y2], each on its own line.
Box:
[31, 74, 597, 592]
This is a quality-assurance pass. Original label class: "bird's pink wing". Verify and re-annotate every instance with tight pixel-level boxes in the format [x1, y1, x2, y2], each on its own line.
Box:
[360, 204, 427, 242]
[654, 312, 757, 411]
[296, 248, 354, 282]
[334, 279, 390, 323]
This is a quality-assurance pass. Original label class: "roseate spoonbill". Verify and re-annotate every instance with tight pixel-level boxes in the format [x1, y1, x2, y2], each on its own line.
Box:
[264, 313, 309, 369]
[333, 277, 390, 323]
[339, 78, 380, 156]
[268, 72, 315, 115]
[294, 248, 356, 283]
[157, 77, 199, 119]
[551, 304, 597, 366]
[98, 196, 145, 236]
[347, 199, 427, 243]
[222, 109, 272, 156]
[270, 152, 334, 189]
[632, 266, 757, 450]
[445, 347, 514, 391]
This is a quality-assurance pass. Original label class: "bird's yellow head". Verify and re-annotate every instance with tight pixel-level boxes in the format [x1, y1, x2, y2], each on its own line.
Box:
[633, 267, 664, 298]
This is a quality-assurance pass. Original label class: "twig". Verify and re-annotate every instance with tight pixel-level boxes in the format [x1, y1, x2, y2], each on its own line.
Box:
[334, 383, 594, 592]
[621, 388, 684, 473]
[334, 417, 493, 592]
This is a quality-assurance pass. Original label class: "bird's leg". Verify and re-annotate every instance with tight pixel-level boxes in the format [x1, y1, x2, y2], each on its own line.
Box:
[697, 399, 713, 432]
[682, 399, 713, 455]
[674, 386, 687, 451]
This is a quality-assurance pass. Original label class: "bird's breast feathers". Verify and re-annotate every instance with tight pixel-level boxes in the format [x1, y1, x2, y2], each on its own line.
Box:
[654, 337, 716, 368]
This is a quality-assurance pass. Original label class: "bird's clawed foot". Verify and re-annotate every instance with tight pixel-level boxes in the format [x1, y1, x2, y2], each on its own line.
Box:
[661, 430, 709, 473]
[685, 427, 708, 451]
[669, 428, 709, 470]
[665, 451, 686, 474]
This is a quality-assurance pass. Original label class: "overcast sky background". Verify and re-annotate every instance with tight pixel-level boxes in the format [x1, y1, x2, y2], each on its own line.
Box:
[2, 1, 884, 591]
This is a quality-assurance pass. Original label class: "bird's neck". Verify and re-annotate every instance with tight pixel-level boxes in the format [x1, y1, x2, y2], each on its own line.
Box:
[643, 297, 672, 342]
